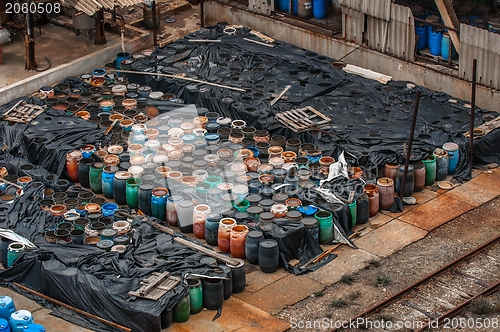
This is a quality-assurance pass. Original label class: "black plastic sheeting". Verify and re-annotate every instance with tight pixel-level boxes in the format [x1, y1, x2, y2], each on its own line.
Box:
[125, 23, 500, 181]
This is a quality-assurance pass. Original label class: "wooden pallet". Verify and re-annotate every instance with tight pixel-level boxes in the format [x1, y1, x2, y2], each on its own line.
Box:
[128, 272, 180, 301]
[1, 100, 47, 123]
[275, 106, 331, 133]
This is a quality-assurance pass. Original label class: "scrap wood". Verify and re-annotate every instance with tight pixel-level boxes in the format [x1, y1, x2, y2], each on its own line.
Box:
[464, 115, 500, 138]
[151, 222, 240, 266]
[249, 29, 274, 43]
[342, 64, 392, 84]
[270, 85, 291, 106]
[243, 37, 274, 48]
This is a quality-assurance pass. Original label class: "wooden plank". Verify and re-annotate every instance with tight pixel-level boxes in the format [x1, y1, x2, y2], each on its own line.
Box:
[434, 0, 460, 54]
[270, 85, 291, 106]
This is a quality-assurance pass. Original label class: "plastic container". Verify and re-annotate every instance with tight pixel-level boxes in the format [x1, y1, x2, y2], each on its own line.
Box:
[0, 318, 10, 332]
[230, 225, 249, 259]
[227, 259, 246, 293]
[89, 162, 104, 194]
[259, 239, 279, 273]
[314, 210, 333, 244]
[101, 166, 117, 199]
[178, 200, 195, 233]
[205, 213, 221, 246]
[434, 148, 449, 181]
[301, 218, 319, 242]
[166, 194, 184, 227]
[443, 142, 459, 175]
[395, 164, 415, 197]
[218, 218, 236, 253]
[7, 243, 25, 267]
[113, 171, 131, 205]
[9, 310, 34, 332]
[441, 32, 457, 60]
[193, 205, 211, 238]
[0, 296, 15, 320]
[245, 230, 264, 264]
[187, 279, 203, 315]
[65, 151, 82, 184]
[151, 188, 168, 221]
[428, 27, 443, 56]
[137, 183, 154, 216]
[348, 200, 357, 228]
[363, 184, 379, 217]
[411, 161, 426, 192]
[415, 23, 428, 50]
[202, 279, 224, 310]
[172, 292, 190, 323]
[78, 158, 94, 188]
[312, 0, 327, 19]
[356, 193, 370, 224]
[125, 178, 142, 209]
[23, 324, 46, 332]
[422, 154, 437, 186]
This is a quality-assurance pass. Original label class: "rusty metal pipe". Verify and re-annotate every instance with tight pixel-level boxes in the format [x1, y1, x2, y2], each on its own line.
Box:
[399, 90, 421, 199]
[470, 59, 477, 171]
[152, 0, 158, 47]
[200, 0, 205, 27]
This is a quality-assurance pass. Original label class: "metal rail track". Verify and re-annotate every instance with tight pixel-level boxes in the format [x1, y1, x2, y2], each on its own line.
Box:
[334, 233, 500, 331]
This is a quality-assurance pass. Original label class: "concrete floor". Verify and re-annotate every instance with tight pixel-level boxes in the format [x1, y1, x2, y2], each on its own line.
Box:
[0, 23, 126, 89]
[2, 4, 500, 332]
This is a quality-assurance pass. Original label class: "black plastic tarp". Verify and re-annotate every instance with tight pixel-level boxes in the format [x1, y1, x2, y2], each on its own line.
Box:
[124, 24, 500, 181]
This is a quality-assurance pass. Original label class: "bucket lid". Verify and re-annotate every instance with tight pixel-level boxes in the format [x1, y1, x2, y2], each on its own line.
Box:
[260, 239, 278, 249]
[301, 217, 318, 227]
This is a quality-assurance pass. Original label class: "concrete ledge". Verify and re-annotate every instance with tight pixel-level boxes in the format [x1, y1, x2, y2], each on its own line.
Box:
[204, 1, 500, 112]
[0, 27, 150, 106]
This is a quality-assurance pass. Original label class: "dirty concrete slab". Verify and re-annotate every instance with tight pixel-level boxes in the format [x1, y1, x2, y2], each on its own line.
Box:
[443, 170, 500, 207]
[398, 195, 474, 231]
[354, 219, 428, 258]
[0, 286, 43, 313]
[168, 297, 290, 332]
[244, 265, 289, 293]
[304, 247, 379, 286]
[233, 275, 323, 315]
[31, 308, 94, 332]
[369, 213, 394, 229]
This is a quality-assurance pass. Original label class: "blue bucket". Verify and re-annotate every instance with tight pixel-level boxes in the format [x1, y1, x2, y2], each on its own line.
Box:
[441, 33, 457, 60]
[312, 0, 327, 19]
[278, 0, 290, 12]
[443, 142, 459, 175]
[115, 52, 130, 77]
[415, 24, 427, 50]
[9, 310, 33, 332]
[0, 297, 15, 320]
[428, 28, 443, 56]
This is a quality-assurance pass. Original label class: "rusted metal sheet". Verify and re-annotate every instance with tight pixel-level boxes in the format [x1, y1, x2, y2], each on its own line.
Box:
[387, 3, 415, 62]
[339, 0, 362, 11]
[361, 0, 391, 21]
[366, 17, 389, 52]
[459, 24, 500, 89]
[60, 0, 145, 16]
[341, 6, 364, 45]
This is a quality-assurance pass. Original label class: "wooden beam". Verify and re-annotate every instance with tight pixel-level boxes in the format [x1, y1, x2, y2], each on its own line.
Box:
[434, 0, 461, 54]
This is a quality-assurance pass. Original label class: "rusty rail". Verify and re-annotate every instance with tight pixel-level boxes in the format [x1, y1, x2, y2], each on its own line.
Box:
[334, 232, 500, 331]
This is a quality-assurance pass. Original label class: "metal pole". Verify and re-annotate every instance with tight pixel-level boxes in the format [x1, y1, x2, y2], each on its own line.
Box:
[152, 0, 158, 47]
[470, 59, 477, 171]
[200, 0, 205, 28]
[400, 90, 421, 199]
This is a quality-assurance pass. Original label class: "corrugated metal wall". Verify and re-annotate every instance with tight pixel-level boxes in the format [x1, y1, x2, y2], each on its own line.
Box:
[340, 0, 415, 62]
[459, 24, 500, 90]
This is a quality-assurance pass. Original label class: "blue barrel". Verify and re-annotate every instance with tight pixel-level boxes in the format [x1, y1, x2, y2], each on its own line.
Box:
[312, 0, 327, 19]
[443, 142, 459, 175]
[291, 0, 298, 15]
[428, 28, 443, 56]
[278, 0, 290, 12]
[415, 24, 428, 50]
[101, 166, 117, 199]
[441, 33, 457, 60]
[9, 310, 33, 332]
[7, 243, 25, 268]
[0, 297, 15, 320]
[151, 188, 168, 221]
[0, 318, 10, 332]
[23, 324, 45, 332]
[115, 52, 130, 77]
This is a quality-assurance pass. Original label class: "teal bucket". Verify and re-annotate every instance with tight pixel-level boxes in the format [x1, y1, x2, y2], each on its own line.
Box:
[441, 33, 457, 60]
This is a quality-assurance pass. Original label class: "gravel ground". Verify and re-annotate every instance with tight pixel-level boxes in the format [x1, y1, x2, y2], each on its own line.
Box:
[279, 197, 500, 331]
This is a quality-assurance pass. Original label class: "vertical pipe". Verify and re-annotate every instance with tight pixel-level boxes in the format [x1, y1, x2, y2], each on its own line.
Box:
[152, 0, 158, 47]
[399, 90, 421, 199]
[470, 59, 477, 171]
[200, 0, 205, 28]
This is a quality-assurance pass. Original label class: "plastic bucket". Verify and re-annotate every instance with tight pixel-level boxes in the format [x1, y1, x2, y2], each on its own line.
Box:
[312, 0, 327, 19]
